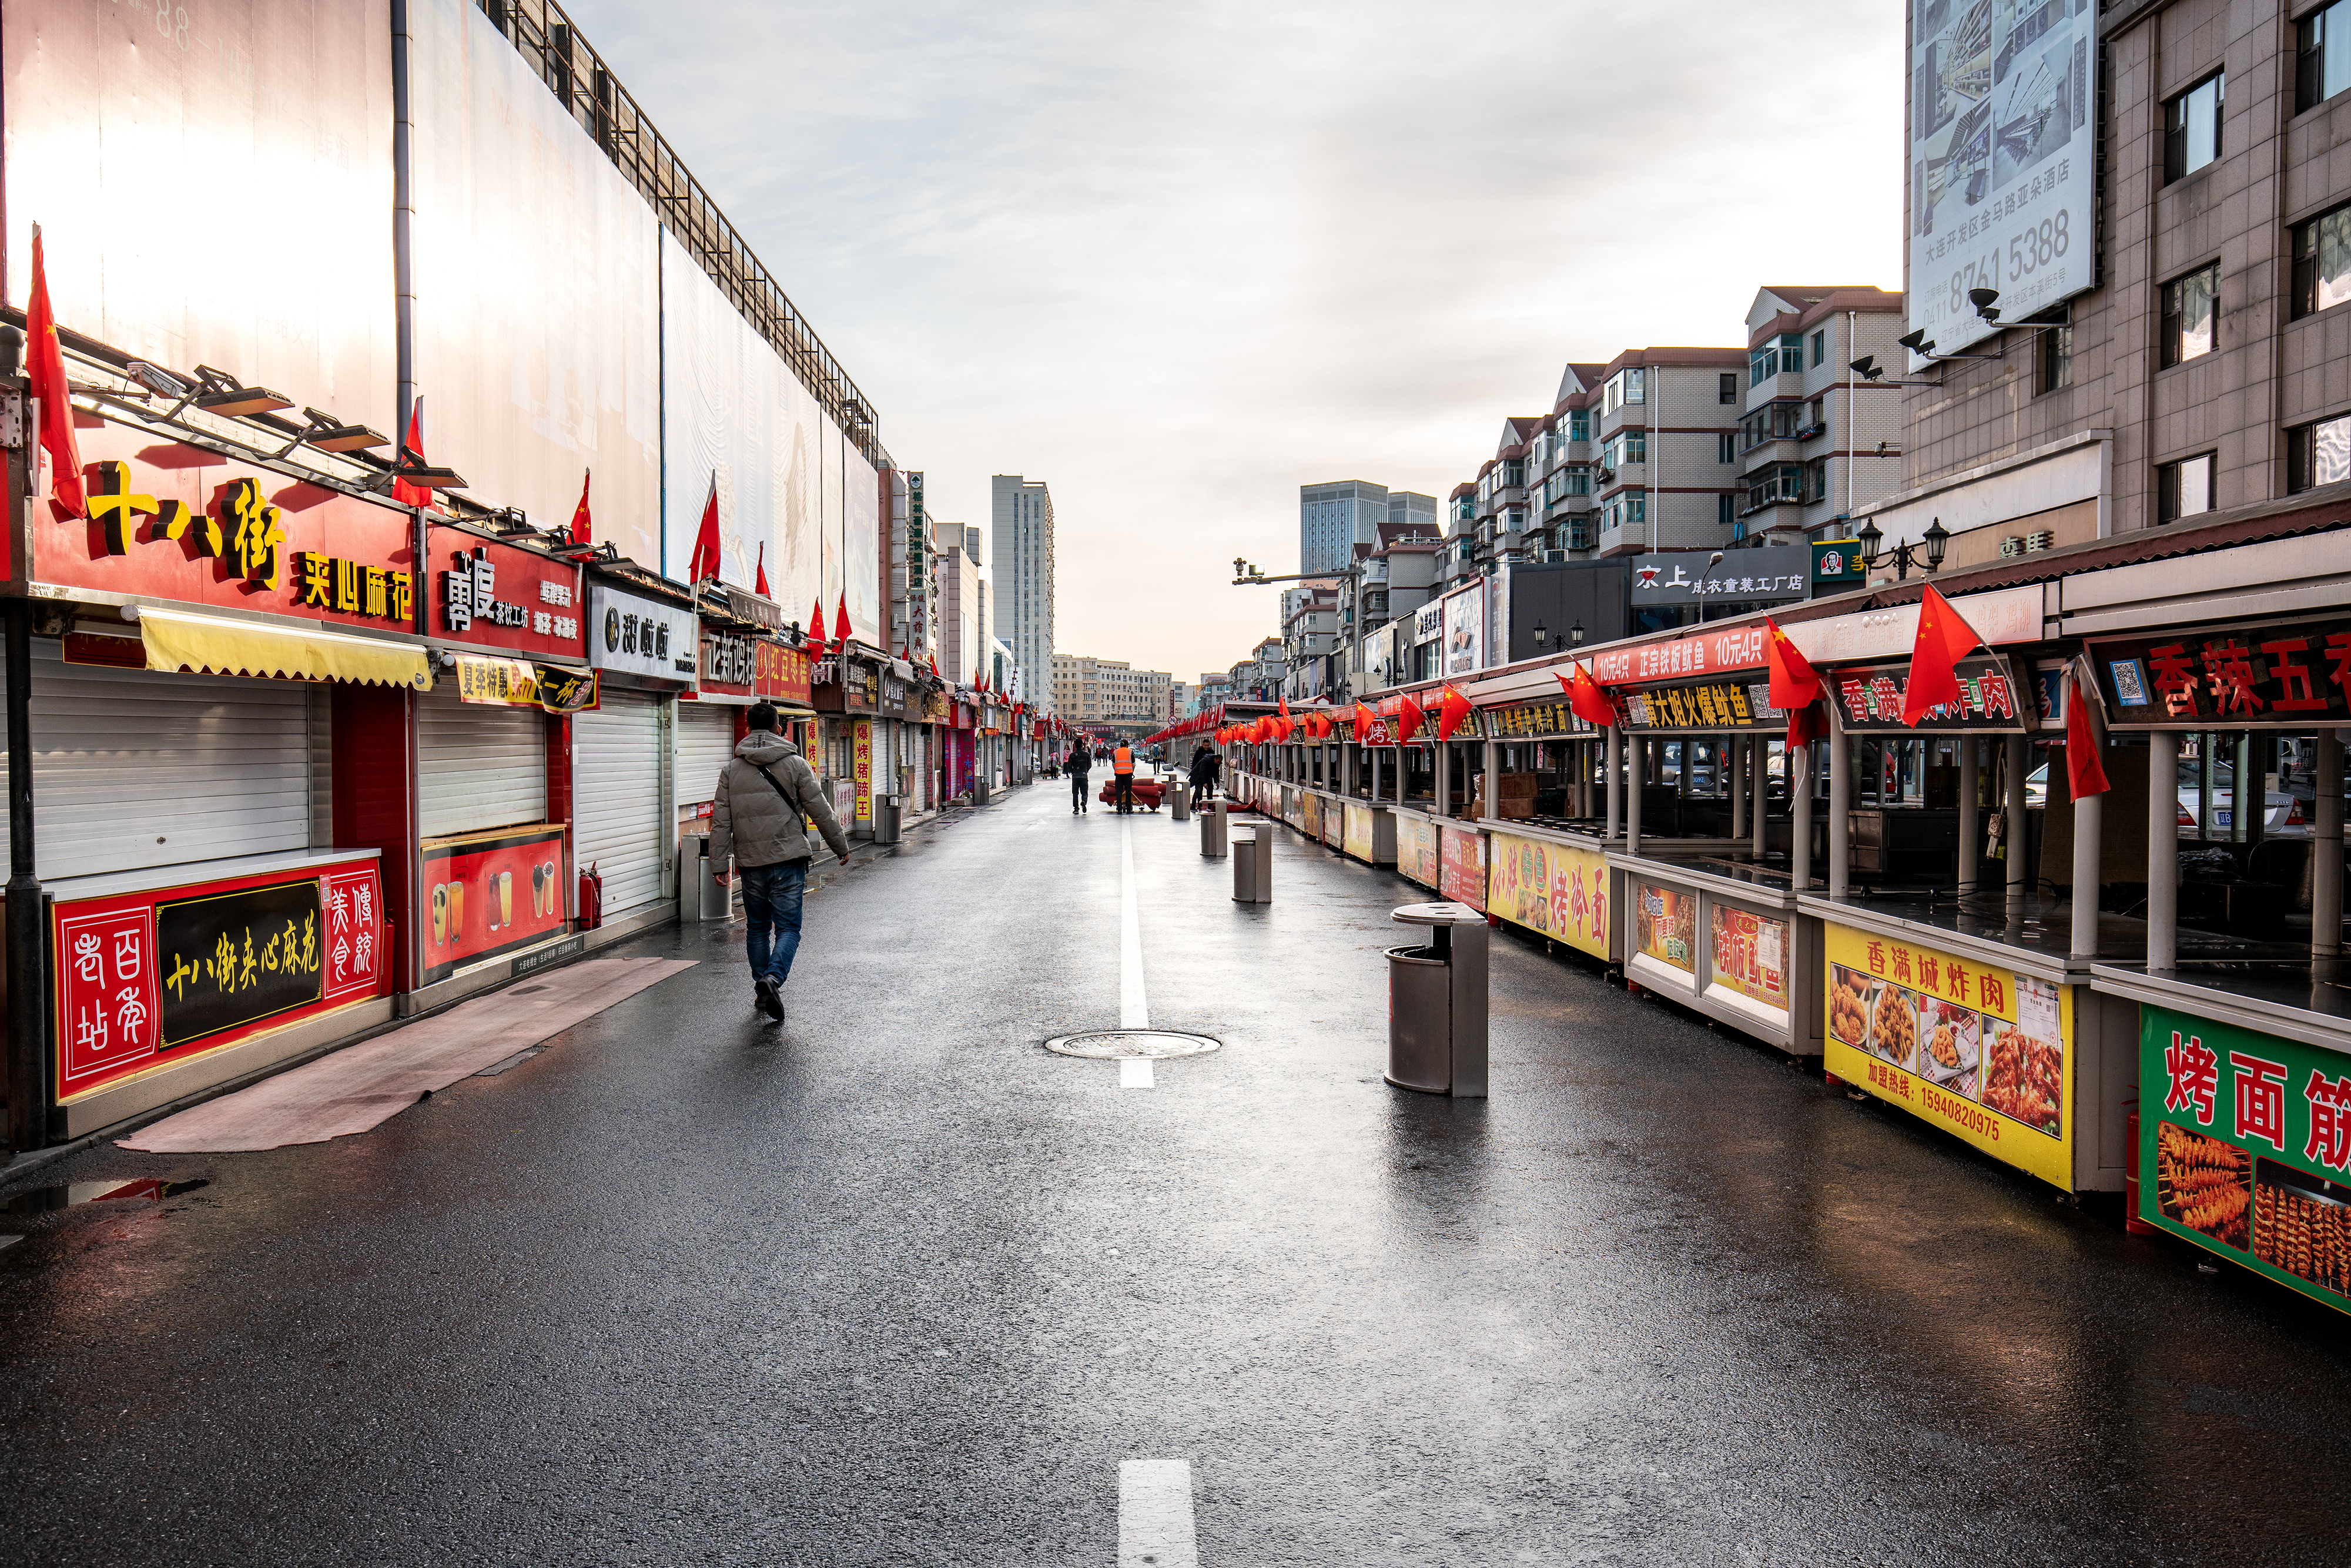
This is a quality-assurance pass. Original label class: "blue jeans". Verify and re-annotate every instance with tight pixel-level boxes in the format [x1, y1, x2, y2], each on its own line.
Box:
[741, 860, 809, 989]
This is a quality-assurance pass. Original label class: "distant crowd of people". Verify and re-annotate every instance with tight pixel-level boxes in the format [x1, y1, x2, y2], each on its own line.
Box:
[1054, 741, 1220, 816]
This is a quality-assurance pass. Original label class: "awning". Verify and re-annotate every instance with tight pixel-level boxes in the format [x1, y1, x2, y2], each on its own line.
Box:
[138, 608, 431, 689]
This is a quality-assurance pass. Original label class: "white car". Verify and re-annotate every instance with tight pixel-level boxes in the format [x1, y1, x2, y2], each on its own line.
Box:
[2028, 760, 2304, 837]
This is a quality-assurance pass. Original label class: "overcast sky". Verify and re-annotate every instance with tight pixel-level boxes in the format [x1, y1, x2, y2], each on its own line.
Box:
[565, 0, 1905, 688]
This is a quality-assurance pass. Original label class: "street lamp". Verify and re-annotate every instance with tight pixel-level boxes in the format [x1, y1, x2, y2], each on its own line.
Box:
[1852, 515, 1950, 581]
[1533, 618, 1548, 648]
[1569, 621, 1585, 647]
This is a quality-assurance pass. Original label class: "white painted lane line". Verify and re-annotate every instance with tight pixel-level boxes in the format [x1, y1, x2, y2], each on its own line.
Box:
[1119, 1056, 1154, 1089]
[1118, 1459, 1197, 1568]
[1119, 816, 1148, 1028]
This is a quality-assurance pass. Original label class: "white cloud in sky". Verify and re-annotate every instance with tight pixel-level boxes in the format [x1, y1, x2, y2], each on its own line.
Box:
[561, 0, 1905, 686]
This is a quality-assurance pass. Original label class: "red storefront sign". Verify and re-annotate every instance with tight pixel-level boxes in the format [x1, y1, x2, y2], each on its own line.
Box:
[35, 427, 416, 629]
[753, 640, 812, 705]
[1438, 826, 1486, 910]
[54, 856, 386, 1101]
[418, 824, 569, 986]
[1590, 624, 1771, 686]
[2091, 615, 2351, 728]
[424, 522, 586, 659]
[698, 626, 757, 702]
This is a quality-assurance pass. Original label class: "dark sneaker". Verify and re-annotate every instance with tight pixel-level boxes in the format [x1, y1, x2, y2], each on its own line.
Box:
[755, 977, 784, 1021]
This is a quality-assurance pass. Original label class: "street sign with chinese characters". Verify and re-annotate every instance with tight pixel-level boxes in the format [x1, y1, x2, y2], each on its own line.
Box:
[1829, 655, 2027, 733]
[1617, 678, 1781, 733]
[1481, 698, 1600, 739]
[1811, 539, 1864, 587]
[1632, 559, 1808, 605]
[428, 525, 584, 659]
[2090, 618, 2351, 729]
[753, 639, 812, 706]
[2142, 1004, 2351, 1315]
[1822, 919, 2074, 1188]
[697, 628, 758, 702]
[587, 584, 698, 684]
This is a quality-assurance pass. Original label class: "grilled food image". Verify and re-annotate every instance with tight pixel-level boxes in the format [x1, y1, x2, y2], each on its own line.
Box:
[1928, 1021, 1960, 1069]
[1830, 971, 1871, 1047]
[1982, 1026, 2061, 1134]
[1871, 987, 1915, 1070]
[2156, 1121, 2250, 1250]
[2253, 1168, 2351, 1296]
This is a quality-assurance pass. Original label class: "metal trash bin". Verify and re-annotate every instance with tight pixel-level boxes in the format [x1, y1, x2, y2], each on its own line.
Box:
[873, 792, 903, 846]
[1200, 802, 1227, 859]
[682, 836, 734, 922]
[1231, 825, 1272, 903]
[1171, 779, 1191, 821]
[972, 778, 990, 807]
[1385, 901, 1487, 1097]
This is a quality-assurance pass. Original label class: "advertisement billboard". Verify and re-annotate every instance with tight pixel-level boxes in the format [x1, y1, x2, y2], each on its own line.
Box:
[2, 0, 396, 431]
[1907, 0, 2097, 356]
[1441, 582, 1484, 677]
[1486, 831, 1609, 960]
[408, 0, 662, 561]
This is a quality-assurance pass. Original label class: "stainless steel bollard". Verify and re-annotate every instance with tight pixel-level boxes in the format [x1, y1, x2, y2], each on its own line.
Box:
[1231, 825, 1272, 903]
[1384, 902, 1487, 1097]
[1200, 802, 1228, 858]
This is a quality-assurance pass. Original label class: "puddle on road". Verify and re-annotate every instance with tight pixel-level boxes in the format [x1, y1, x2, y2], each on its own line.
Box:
[4, 1178, 209, 1215]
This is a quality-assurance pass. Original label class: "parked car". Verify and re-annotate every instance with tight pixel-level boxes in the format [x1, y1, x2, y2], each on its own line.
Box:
[2028, 760, 2305, 837]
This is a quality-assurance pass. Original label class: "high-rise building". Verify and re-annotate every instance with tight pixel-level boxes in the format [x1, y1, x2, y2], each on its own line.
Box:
[1300, 481, 1436, 575]
[1050, 654, 1172, 736]
[991, 476, 1055, 712]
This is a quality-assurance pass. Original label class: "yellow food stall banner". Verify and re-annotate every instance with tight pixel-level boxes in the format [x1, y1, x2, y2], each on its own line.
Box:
[1822, 921, 2074, 1188]
[1485, 830, 1609, 959]
[1343, 803, 1374, 860]
[1397, 815, 1439, 888]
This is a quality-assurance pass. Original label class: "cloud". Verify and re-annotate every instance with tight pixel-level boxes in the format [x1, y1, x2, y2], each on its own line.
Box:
[561, 0, 1903, 684]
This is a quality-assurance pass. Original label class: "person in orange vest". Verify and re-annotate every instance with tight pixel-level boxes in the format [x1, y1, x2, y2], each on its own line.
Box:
[1111, 742, 1137, 813]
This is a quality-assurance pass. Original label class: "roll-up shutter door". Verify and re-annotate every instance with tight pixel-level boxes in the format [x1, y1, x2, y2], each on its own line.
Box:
[417, 679, 548, 839]
[575, 691, 667, 918]
[674, 703, 737, 811]
[1, 641, 310, 881]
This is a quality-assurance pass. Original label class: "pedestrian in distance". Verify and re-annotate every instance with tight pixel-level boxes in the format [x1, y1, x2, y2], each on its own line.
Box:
[1111, 741, 1137, 813]
[710, 702, 856, 1024]
[1188, 742, 1220, 806]
[1067, 739, 1093, 813]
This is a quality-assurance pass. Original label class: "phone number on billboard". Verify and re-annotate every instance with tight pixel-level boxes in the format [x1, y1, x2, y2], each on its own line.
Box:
[1944, 212, 2072, 318]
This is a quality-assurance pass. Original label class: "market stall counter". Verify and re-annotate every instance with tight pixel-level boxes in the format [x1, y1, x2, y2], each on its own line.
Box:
[1612, 849, 1819, 1054]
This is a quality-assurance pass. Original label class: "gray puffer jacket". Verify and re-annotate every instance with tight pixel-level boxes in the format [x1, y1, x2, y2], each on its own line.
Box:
[709, 733, 852, 869]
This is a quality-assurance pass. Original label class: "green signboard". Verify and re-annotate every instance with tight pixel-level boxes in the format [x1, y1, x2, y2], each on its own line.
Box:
[2142, 1004, 2351, 1314]
[1812, 538, 1864, 587]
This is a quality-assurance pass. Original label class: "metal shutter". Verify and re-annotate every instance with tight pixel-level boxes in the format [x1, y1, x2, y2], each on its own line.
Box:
[417, 678, 548, 839]
[574, 691, 667, 918]
[1, 641, 311, 881]
[674, 702, 737, 810]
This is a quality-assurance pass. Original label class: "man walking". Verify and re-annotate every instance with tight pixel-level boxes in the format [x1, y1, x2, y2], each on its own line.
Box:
[1066, 739, 1093, 813]
[1188, 742, 1221, 807]
[711, 703, 855, 1024]
[1111, 740, 1137, 813]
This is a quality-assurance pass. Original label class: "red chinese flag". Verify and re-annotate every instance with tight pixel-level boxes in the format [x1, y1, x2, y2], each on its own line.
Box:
[806, 597, 829, 657]
[833, 592, 852, 649]
[25, 227, 85, 517]
[1353, 701, 1376, 742]
[753, 541, 771, 597]
[1279, 697, 1292, 726]
[2065, 671, 2111, 799]
[929, 652, 940, 678]
[1437, 685, 1474, 743]
[1397, 692, 1425, 742]
[1786, 698, 1829, 754]
[1557, 664, 1616, 729]
[1764, 618, 1821, 712]
[393, 398, 437, 511]
[686, 477, 722, 582]
[1898, 584, 1982, 727]
[569, 470, 594, 545]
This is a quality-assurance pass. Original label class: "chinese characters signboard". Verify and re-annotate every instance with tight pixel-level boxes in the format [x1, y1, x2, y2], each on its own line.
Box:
[2142, 1005, 2351, 1315]
[1486, 831, 1610, 960]
[428, 525, 584, 658]
[587, 584, 698, 682]
[1710, 904, 1787, 1013]
[1823, 920, 2074, 1188]
[1831, 655, 2026, 733]
[1589, 624, 1770, 686]
[1438, 826, 1486, 910]
[1620, 679, 1780, 733]
[2091, 618, 2351, 729]
[1483, 698, 1599, 740]
[157, 878, 324, 1048]
[852, 719, 874, 825]
[420, 823, 570, 986]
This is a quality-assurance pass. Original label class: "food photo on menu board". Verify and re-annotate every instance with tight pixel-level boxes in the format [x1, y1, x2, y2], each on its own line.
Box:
[1708, 905, 1787, 1010]
[1635, 883, 1695, 972]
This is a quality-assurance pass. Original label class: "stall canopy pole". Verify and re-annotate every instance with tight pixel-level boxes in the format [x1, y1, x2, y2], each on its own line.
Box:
[1791, 742, 1814, 891]
[2148, 730, 2179, 971]
[1626, 733, 1645, 853]
[2005, 732, 2031, 905]
[2315, 730, 2344, 960]
[1829, 736, 1853, 899]
[1730, 736, 1747, 842]
[1605, 727, 1622, 840]
[1751, 738, 1769, 858]
[1482, 738, 1500, 825]
[1958, 736, 1981, 894]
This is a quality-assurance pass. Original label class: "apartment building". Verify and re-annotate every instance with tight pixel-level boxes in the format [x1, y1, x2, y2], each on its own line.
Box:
[939, 525, 987, 692]
[1050, 654, 1172, 733]
[1734, 286, 1909, 541]
[1870, 0, 2351, 573]
[990, 476, 1055, 712]
[1341, 524, 1444, 696]
[1300, 481, 1439, 575]
[1280, 583, 1343, 702]
[1227, 637, 1285, 702]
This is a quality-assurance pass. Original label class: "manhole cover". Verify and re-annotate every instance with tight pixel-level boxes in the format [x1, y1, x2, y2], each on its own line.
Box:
[1043, 1030, 1221, 1060]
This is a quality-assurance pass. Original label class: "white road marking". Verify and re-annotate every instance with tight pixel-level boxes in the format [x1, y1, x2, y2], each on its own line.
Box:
[1120, 1056, 1154, 1089]
[1120, 817, 1148, 1028]
[1118, 1459, 1198, 1568]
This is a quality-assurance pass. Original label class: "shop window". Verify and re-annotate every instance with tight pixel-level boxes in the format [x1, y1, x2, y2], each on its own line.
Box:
[2156, 452, 2216, 522]
[2299, 0, 2351, 112]
[2288, 413, 2351, 492]
[2037, 323, 2074, 394]
[2160, 264, 2220, 368]
[2164, 72, 2225, 183]
[2291, 200, 2351, 318]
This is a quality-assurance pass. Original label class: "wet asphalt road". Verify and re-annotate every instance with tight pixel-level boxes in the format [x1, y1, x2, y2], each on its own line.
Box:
[4, 782, 2350, 1566]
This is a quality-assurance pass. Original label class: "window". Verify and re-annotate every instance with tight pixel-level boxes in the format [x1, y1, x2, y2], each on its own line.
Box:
[1719, 372, 1738, 404]
[1737, 401, 1805, 450]
[2156, 453, 2216, 522]
[1804, 458, 1830, 502]
[1626, 368, 1645, 404]
[2037, 323, 2074, 394]
[1567, 411, 1589, 442]
[2288, 413, 2351, 491]
[2164, 72, 2224, 183]
[1805, 396, 1827, 433]
[2161, 264, 2219, 367]
[1719, 494, 1735, 528]
[1719, 431, 1736, 463]
[1745, 465, 1804, 511]
[1605, 370, 1645, 411]
[2292, 202, 2351, 318]
[1811, 330, 1827, 367]
[1501, 459, 1525, 488]
[1602, 430, 1646, 469]
[2299, 1, 2351, 112]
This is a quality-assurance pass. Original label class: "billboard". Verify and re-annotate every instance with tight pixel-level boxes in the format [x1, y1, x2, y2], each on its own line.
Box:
[2, 0, 396, 431]
[1441, 581, 1484, 676]
[1907, 0, 2095, 356]
[408, 0, 662, 563]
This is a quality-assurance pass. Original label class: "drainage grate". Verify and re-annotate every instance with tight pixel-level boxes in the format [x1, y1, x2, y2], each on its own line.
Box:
[1043, 1030, 1221, 1060]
